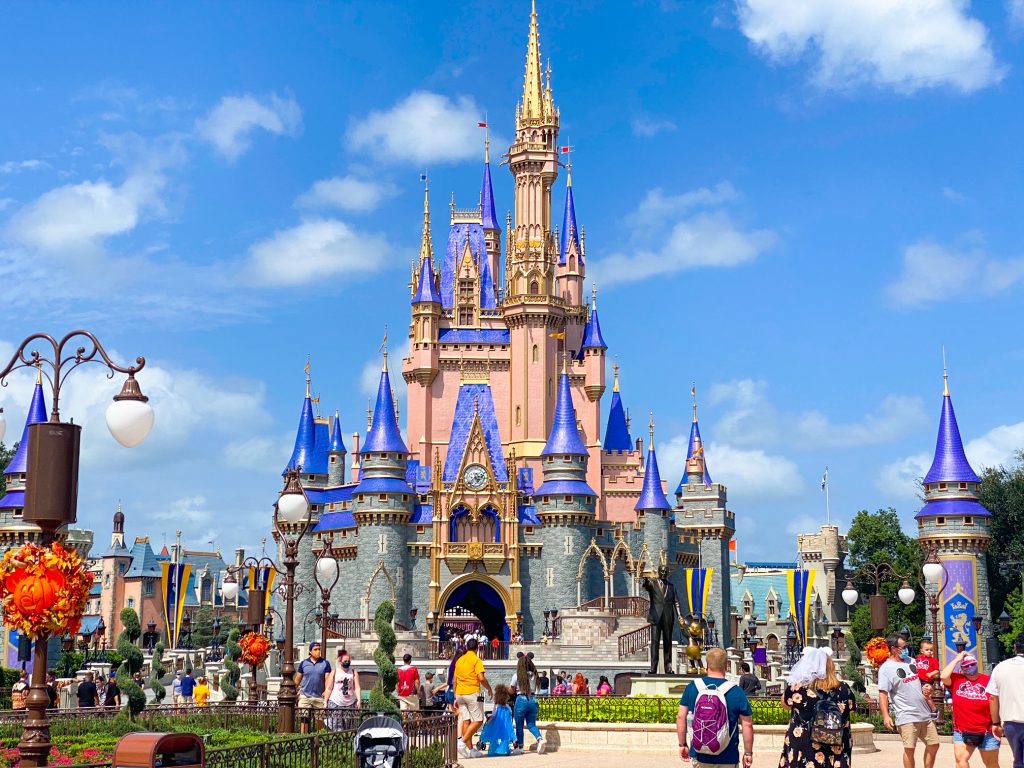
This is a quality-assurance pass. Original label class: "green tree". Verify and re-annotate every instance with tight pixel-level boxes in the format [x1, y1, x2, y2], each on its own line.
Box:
[116, 607, 146, 716]
[221, 628, 242, 701]
[187, 605, 216, 650]
[369, 600, 398, 712]
[845, 508, 925, 648]
[149, 642, 167, 703]
[979, 452, 1024, 619]
[0, 441, 17, 496]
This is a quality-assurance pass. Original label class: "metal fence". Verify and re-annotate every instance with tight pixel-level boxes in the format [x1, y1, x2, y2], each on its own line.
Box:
[536, 694, 791, 725]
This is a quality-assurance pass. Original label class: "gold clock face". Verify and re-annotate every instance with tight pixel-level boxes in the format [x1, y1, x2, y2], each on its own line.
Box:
[464, 464, 488, 490]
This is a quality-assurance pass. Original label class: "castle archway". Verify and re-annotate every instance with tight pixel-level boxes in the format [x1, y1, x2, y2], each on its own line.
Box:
[438, 576, 511, 655]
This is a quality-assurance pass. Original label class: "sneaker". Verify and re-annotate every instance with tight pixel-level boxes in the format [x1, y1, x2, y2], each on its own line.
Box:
[536, 738, 546, 754]
[511, 748, 523, 756]
[458, 741, 470, 758]
[470, 749, 484, 758]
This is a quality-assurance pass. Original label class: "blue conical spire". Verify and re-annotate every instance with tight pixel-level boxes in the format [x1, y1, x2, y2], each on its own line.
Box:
[676, 388, 712, 492]
[636, 424, 671, 512]
[413, 183, 442, 305]
[559, 168, 581, 265]
[330, 411, 347, 453]
[923, 371, 981, 484]
[481, 142, 500, 231]
[3, 378, 48, 475]
[542, 368, 587, 456]
[603, 362, 631, 451]
[363, 358, 408, 454]
[580, 287, 607, 354]
[286, 376, 316, 472]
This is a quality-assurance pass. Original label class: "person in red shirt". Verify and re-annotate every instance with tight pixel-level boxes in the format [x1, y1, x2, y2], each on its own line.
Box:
[397, 653, 421, 711]
[941, 651, 999, 767]
[916, 639, 941, 712]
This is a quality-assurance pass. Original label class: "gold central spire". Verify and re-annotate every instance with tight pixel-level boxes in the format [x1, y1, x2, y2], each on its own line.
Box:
[419, 177, 433, 262]
[521, 0, 544, 121]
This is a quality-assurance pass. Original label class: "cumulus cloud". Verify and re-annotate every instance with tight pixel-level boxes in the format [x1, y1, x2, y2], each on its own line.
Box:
[347, 91, 506, 165]
[246, 218, 390, 287]
[886, 239, 1024, 308]
[196, 93, 302, 161]
[1011, 0, 1024, 28]
[631, 116, 677, 137]
[589, 182, 775, 285]
[295, 176, 397, 213]
[736, 0, 1004, 93]
[224, 435, 292, 474]
[0, 160, 48, 174]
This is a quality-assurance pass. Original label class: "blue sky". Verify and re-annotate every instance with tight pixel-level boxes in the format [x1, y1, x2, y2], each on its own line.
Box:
[1, 0, 1022, 561]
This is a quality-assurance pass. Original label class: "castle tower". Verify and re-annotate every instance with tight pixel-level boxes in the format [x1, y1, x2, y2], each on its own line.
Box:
[481, 138, 501, 288]
[797, 525, 849, 624]
[531, 362, 595, 615]
[556, 164, 585, 309]
[916, 369, 992, 667]
[0, 374, 47, 546]
[674, 388, 734, 646]
[504, 0, 568, 457]
[353, 354, 414, 624]
[328, 411, 347, 486]
[100, 504, 132, 644]
[408, 184, 442, 454]
[600, 362, 644, 522]
[636, 416, 671, 568]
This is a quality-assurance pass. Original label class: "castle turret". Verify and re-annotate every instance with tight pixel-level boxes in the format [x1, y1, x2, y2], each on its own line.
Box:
[556, 164, 585, 308]
[603, 363, 631, 452]
[481, 138, 501, 287]
[0, 374, 48, 535]
[408, 183, 442, 461]
[916, 369, 992, 666]
[636, 416, 671, 563]
[286, 373, 316, 478]
[328, 411, 347, 486]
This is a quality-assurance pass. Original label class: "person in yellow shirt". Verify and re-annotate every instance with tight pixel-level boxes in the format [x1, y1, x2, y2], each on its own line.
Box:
[194, 676, 211, 707]
[454, 638, 494, 757]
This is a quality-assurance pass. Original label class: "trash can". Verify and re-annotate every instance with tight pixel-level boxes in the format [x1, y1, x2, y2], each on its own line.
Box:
[113, 732, 205, 768]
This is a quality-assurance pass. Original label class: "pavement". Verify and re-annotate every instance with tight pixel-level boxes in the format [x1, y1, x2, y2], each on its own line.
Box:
[498, 739, 1010, 767]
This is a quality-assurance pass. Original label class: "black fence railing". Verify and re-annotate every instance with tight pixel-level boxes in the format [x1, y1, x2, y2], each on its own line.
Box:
[536, 694, 791, 725]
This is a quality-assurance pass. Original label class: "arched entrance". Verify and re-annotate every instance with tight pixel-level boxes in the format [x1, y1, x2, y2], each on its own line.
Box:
[439, 578, 511, 656]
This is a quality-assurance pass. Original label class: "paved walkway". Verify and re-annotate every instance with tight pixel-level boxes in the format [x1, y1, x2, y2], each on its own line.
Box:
[503, 740, 1010, 767]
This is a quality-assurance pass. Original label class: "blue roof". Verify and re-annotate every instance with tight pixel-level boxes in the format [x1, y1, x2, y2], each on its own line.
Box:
[362, 368, 408, 453]
[438, 328, 510, 344]
[103, 539, 131, 558]
[481, 161, 500, 231]
[443, 383, 508, 482]
[534, 478, 596, 497]
[676, 420, 712, 493]
[441, 223, 487, 309]
[729, 571, 793, 617]
[330, 413, 347, 453]
[407, 460, 432, 493]
[580, 306, 607, 352]
[304, 485, 354, 505]
[635, 447, 671, 511]
[4, 382, 48, 476]
[604, 391, 632, 451]
[541, 373, 588, 456]
[518, 467, 535, 495]
[410, 503, 433, 524]
[518, 504, 541, 525]
[559, 176, 581, 265]
[89, 582, 102, 597]
[314, 509, 356, 531]
[923, 389, 981, 484]
[413, 254, 442, 304]
[915, 497, 990, 520]
[287, 395, 316, 472]
[479, 247, 497, 309]
[0, 490, 25, 509]
[79, 615, 101, 635]
[306, 419, 329, 474]
[354, 476, 413, 493]
[124, 538, 162, 578]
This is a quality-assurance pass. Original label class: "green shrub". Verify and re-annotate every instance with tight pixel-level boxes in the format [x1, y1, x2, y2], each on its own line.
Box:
[369, 600, 398, 713]
[222, 628, 242, 701]
[407, 741, 445, 768]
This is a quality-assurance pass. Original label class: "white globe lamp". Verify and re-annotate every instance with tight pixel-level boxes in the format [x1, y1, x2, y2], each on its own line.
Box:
[316, 557, 339, 585]
[221, 577, 239, 601]
[841, 581, 859, 607]
[923, 561, 944, 585]
[106, 374, 154, 448]
[898, 582, 917, 605]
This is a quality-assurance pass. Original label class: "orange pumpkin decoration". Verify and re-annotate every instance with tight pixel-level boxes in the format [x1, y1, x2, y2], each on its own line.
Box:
[6, 568, 65, 615]
[0, 542, 92, 639]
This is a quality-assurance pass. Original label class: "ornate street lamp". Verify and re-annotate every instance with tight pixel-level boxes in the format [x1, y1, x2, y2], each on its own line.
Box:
[314, 536, 341, 651]
[1000, 610, 1011, 634]
[785, 617, 799, 666]
[841, 564, 918, 632]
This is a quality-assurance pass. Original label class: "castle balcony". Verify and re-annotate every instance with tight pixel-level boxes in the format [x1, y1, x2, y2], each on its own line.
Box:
[444, 541, 507, 574]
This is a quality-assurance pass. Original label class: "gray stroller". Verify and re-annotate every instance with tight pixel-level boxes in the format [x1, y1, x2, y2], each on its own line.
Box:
[355, 715, 408, 768]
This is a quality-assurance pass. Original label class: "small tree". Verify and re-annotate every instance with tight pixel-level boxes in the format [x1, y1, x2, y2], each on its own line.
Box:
[221, 628, 242, 701]
[117, 607, 146, 716]
[369, 600, 398, 712]
[149, 642, 167, 703]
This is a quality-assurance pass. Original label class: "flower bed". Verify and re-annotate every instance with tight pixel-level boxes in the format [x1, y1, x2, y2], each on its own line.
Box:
[536, 695, 790, 725]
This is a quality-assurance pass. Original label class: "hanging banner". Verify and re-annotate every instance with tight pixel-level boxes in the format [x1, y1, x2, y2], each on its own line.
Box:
[940, 557, 981, 667]
[787, 569, 816, 646]
[160, 561, 192, 649]
[684, 567, 714, 618]
[246, 565, 277, 615]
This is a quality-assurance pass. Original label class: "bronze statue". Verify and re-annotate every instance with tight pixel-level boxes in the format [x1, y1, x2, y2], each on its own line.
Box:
[641, 564, 685, 675]
[683, 616, 706, 674]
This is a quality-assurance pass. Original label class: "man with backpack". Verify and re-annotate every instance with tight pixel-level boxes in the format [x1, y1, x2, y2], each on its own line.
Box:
[677, 648, 754, 767]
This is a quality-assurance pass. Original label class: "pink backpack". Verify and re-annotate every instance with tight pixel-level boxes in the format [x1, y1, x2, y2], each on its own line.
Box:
[690, 679, 736, 756]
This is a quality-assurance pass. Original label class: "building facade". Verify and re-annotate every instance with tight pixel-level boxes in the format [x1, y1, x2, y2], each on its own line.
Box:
[278, 3, 735, 648]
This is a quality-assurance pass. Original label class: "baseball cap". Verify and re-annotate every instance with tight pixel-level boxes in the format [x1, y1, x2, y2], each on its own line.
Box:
[961, 654, 979, 669]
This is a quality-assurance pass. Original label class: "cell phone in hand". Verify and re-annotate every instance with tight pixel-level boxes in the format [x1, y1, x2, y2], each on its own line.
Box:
[477, 695, 484, 702]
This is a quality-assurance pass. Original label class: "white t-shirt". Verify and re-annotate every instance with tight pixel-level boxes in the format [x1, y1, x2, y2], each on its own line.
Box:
[878, 659, 933, 726]
[987, 656, 1024, 722]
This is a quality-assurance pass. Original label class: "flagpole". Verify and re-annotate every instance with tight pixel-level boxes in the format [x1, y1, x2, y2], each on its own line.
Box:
[825, 470, 831, 526]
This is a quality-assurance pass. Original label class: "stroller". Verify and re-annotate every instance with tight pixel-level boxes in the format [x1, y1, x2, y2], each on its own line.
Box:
[355, 715, 408, 768]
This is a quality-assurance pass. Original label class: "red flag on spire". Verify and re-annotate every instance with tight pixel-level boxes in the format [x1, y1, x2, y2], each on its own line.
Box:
[560, 146, 571, 153]
[478, 121, 488, 128]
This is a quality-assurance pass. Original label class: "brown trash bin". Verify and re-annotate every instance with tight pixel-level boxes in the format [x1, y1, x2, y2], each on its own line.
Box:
[113, 732, 205, 768]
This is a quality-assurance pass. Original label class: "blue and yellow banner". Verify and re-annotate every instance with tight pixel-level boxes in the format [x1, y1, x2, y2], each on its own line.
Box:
[246, 565, 277, 615]
[160, 561, 193, 649]
[787, 569, 816, 646]
[684, 568, 714, 618]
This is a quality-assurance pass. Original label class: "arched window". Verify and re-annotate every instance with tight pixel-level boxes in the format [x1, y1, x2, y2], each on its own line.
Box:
[530, 280, 539, 295]
[548, 378, 553, 397]
[450, 507, 500, 543]
[569, 255, 576, 271]
[515, 406, 521, 425]
[532, 345, 539, 363]
[421, 319, 428, 339]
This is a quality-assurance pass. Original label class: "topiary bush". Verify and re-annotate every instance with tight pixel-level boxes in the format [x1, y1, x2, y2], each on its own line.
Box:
[148, 642, 167, 703]
[368, 600, 398, 712]
[116, 608, 146, 717]
[221, 628, 242, 702]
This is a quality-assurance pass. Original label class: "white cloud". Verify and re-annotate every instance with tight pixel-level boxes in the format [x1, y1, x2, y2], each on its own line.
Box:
[886, 239, 1024, 308]
[590, 183, 775, 285]
[1011, 0, 1024, 28]
[631, 116, 677, 137]
[246, 218, 390, 287]
[295, 176, 397, 213]
[224, 436, 292, 474]
[736, 0, 1004, 93]
[942, 186, 966, 204]
[153, 495, 214, 525]
[196, 93, 302, 161]
[796, 395, 929, 448]
[0, 160, 48, 174]
[0, 198, 14, 212]
[785, 513, 845, 536]
[347, 91, 506, 165]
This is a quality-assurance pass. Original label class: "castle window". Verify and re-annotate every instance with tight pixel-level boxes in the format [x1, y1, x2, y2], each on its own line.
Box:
[548, 378, 553, 397]
[542, 496, 550, 503]
[525, 526, 534, 534]
[939, 483, 948, 490]
[459, 307, 474, 325]
[564, 496, 573, 503]
[964, 516, 974, 525]
[143, 581, 154, 597]
[546, 568, 554, 587]
[378, 534, 387, 554]
[532, 345, 539, 363]
[379, 494, 388, 501]
[564, 536, 573, 555]
[330, 456, 337, 464]
[936, 517, 946, 526]
[530, 280, 539, 294]
[119, 563, 127, 574]
[515, 407, 521, 426]
[128, 598, 135, 609]
[402, 495, 409, 502]
[416, 525, 425, 534]
[12, 508, 22, 519]
[358, 494, 364, 502]
[959, 483, 968, 489]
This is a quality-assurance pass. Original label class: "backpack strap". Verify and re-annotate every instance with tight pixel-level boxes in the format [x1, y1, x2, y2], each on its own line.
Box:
[715, 680, 735, 695]
[693, 679, 709, 694]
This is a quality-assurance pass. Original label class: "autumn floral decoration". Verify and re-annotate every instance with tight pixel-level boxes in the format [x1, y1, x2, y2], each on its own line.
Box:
[0, 541, 93, 639]
[864, 636, 891, 668]
[239, 631, 271, 666]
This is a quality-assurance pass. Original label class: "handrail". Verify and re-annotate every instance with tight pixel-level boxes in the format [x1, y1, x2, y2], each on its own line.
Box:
[617, 623, 651, 659]
[578, 596, 650, 617]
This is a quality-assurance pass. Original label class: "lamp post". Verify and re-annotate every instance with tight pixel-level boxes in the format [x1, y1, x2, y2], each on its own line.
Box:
[785, 617, 799, 666]
[314, 536, 341, 652]
[841, 563, 918, 632]
[210, 616, 222, 661]
[143, 620, 159, 653]
[0, 331, 153, 768]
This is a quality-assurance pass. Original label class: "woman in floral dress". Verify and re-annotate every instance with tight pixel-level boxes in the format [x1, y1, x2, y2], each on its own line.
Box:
[779, 647, 856, 768]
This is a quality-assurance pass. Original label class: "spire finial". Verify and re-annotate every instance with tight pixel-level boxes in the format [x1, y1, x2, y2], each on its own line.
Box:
[304, 355, 312, 398]
[483, 112, 490, 163]
[691, 383, 698, 422]
[520, 0, 545, 123]
[649, 412, 655, 451]
[613, 357, 620, 393]
[419, 176, 433, 262]
[35, 362, 42, 385]
[591, 283, 597, 310]
[367, 398, 372, 430]
[380, 326, 389, 371]
[942, 346, 950, 396]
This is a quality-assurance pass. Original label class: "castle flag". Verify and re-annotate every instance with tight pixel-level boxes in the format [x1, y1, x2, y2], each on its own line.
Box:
[685, 568, 714, 618]
[787, 569, 816, 646]
[160, 561, 192, 649]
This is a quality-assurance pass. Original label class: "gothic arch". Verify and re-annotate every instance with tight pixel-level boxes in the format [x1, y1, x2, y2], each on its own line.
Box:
[576, 538, 608, 606]
[436, 572, 512, 623]
[364, 559, 397, 605]
[635, 543, 653, 576]
[609, 540, 635, 573]
[608, 539, 634, 599]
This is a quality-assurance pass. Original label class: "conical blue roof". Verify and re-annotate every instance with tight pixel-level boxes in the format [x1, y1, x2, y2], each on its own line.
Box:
[604, 390, 631, 451]
[541, 373, 588, 456]
[330, 412, 347, 453]
[559, 176, 581, 265]
[307, 419, 329, 474]
[286, 394, 316, 471]
[481, 161, 500, 231]
[363, 368, 408, 453]
[676, 420, 712, 493]
[4, 381, 48, 475]
[580, 305, 607, 351]
[923, 387, 981, 484]
[479, 248, 497, 308]
[635, 447, 671, 511]
[413, 254, 441, 304]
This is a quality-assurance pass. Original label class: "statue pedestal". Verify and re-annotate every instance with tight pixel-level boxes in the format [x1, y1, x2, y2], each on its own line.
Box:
[629, 674, 699, 698]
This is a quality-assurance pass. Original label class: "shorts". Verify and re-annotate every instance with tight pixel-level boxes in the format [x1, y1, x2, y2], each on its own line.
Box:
[898, 720, 939, 748]
[953, 731, 1000, 751]
[399, 695, 420, 711]
[179, 695, 195, 705]
[298, 695, 326, 709]
[456, 693, 484, 722]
